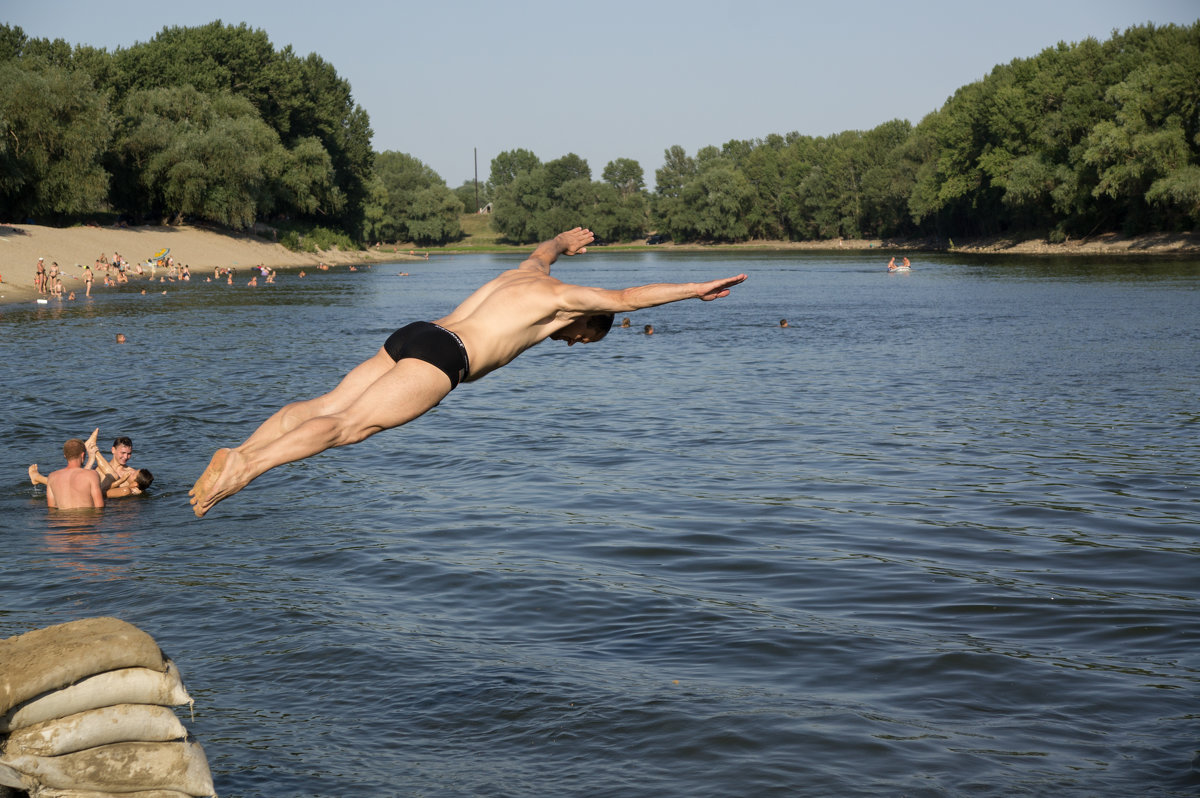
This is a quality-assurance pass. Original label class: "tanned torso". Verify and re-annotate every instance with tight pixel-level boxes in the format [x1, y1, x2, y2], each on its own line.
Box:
[435, 267, 579, 381]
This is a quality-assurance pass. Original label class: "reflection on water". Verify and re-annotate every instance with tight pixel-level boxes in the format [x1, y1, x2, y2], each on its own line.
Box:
[31, 493, 147, 580]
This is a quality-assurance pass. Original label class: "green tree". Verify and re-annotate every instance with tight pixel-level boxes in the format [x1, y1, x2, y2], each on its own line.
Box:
[544, 153, 591, 191]
[601, 157, 644, 197]
[405, 186, 464, 245]
[0, 23, 27, 61]
[488, 148, 541, 192]
[371, 151, 461, 244]
[661, 153, 754, 242]
[454, 179, 490, 213]
[0, 61, 111, 220]
[492, 166, 550, 243]
[652, 145, 697, 239]
[108, 23, 372, 234]
[276, 136, 344, 218]
[112, 86, 289, 227]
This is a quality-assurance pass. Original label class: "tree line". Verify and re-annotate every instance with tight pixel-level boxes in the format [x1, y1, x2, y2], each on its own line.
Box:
[2, 21, 1196, 247]
[484, 21, 1199, 244]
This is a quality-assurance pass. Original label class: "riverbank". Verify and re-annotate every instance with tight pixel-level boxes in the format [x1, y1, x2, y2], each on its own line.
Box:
[3, 221, 1197, 305]
[610, 230, 1200, 255]
[0, 222, 417, 305]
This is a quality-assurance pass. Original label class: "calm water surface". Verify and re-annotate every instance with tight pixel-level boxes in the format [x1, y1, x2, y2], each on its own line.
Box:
[1, 251, 1197, 797]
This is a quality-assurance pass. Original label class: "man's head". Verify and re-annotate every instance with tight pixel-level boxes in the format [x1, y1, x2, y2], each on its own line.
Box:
[111, 436, 133, 467]
[63, 438, 86, 463]
[134, 469, 154, 491]
[550, 313, 614, 346]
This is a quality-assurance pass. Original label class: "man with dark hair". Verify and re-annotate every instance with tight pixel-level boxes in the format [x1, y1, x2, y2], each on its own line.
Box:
[190, 227, 746, 518]
[43, 439, 104, 509]
[82, 430, 137, 484]
[109, 435, 135, 475]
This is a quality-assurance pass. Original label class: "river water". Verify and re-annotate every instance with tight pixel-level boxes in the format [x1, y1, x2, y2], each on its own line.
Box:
[1, 250, 1197, 797]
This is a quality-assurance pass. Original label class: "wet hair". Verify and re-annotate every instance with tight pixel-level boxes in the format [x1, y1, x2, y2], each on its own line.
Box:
[63, 439, 86, 459]
[586, 313, 614, 339]
[134, 469, 154, 491]
[112, 436, 133, 449]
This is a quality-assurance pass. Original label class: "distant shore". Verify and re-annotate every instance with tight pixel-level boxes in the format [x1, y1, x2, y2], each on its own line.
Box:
[618, 230, 1200, 256]
[3, 222, 1197, 306]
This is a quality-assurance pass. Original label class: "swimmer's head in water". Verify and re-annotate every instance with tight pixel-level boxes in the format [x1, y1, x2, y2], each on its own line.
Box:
[134, 469, 154, 491]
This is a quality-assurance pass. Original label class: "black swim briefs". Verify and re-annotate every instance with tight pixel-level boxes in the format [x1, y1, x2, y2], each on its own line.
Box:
[383, 321, 470, 389]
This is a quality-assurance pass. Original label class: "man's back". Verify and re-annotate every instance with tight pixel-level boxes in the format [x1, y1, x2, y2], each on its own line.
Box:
[46, 465, 103, 509]
[437, 268, 570, 380]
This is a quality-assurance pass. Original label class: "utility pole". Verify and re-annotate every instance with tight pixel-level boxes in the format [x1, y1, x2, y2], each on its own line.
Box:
[474, 148, 479, 213]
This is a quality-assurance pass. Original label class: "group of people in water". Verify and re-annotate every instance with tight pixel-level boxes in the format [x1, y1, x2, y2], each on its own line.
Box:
[30, 252, 322, 302]
[887, 256, 912, 272]
[29, 429, 153, 509]
[34, 252, 194, 300]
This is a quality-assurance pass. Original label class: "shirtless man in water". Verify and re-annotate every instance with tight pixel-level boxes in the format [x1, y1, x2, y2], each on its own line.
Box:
[189, 227, 746, 518]
[43, 439, 105, 509]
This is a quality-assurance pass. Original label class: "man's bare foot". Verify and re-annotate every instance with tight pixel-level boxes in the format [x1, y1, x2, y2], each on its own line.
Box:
[84, 427, 100, 454]
[28, 464, 40, 485]
[189, 449, 230, 518]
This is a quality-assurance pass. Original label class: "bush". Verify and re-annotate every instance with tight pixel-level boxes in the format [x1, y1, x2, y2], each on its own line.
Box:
[278, 225, 359, 253]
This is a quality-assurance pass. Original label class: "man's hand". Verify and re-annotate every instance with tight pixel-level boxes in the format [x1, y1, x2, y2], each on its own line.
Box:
[696, 273, 747, 301]
[557, 227, 594, 256]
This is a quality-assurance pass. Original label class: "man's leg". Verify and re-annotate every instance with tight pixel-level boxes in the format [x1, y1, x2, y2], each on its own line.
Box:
[83, 428, 117, 479]
[235, 347, 398, 454]
[189, 358, 452, 518]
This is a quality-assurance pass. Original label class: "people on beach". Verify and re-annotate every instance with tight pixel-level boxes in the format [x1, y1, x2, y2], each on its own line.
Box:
[35, 258, 46, 295]
[189, 226, 746, 518]
[36, 439, 104, 509]
[83, 264, 93, 297]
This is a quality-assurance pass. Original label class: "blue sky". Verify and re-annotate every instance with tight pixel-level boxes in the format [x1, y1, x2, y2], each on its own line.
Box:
[5, 0, 1198, 188]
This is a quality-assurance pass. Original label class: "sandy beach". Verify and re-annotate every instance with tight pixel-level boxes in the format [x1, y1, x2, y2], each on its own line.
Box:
[0, 223, 412, 305]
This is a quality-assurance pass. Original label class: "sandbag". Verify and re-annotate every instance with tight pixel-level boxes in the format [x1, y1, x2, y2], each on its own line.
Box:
[3, 704, 188, 757]
[0, 619, 168, 716]
[0, 741, 214, 796]
[0, 762, 22, 789]
[31, 789, 197, 798]
[2, 662, 191, 733]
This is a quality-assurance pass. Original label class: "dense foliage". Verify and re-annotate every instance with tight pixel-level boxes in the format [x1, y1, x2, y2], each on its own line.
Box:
[1, 21, 1195, 245]
[488, 151, 649, 244]
[364, 151, 462, 246]
[0, 21, 374, 236]
[489, 22, 1200, 244]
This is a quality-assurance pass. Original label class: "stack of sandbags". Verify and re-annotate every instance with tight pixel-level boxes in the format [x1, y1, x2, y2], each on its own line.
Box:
[0, 618, 215, 798]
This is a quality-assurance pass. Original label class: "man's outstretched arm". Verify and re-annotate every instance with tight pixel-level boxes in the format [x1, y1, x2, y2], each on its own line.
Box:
[519, 227, 595, 274]
[558, 273, 747, 314]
